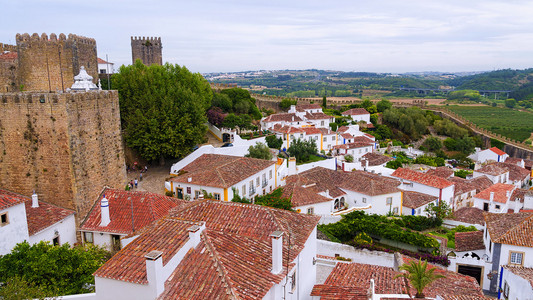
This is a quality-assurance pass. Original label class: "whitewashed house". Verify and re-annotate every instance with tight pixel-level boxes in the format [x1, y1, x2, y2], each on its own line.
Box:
[341, 108, 371, 123]
[283, 167, 403, 217]
[448, 176, 493, 210]
[0, 189, 76, 255]
[79, 187, 186, 251]
[167, 154, 277, 201]
[401, 190, 438, 217]
[261, 104, 333, 130]
[468, 147, 509, 164]
[483, 212, 533, 294]
[391, 167, 455, 207]
[500, 265, 533, 300]
[471, 183, 533, 213]
[91, 200, 320, 300]
[97, 57, 114, 74]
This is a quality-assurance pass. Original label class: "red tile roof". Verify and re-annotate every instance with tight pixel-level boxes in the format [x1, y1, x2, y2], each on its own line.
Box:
[95, 200, 320, 299]
[97, 57, 112, 64]
[342, 108, 369, 116]
[333, 141, 373, 150]
[283, 177, 332, 206]
[296, 103, 322, 111]
[499, 162, 531, 182]
[426, 167, 454, 179]
[25, 197, 75, 236]
[301, 127, 322, 135]
[489, 147, 506, 156]
[449, 207, 485, 225]
[272, 124, 305, 134]
[263, 113, 303, 123]
[337, 126, 349, 133]
[475, 183, 515, 204]
[402, 191, 438, 209]
[505, 157, 524, 166]
[305, 111, 332, 120]
[170, 154, 275, 189]
[485, 212, 533, 247]
[0, 51, 17, 61]
[0, 189, 26, 211]
[502, 266, 533, 288]
[392, 168, 454, 189]
[475, 164, 508, 176]
[311, 284, 368, 300]
[362, 152, 393, 167]
[80, 187, 186, 235]
[455, 231, 485, 252]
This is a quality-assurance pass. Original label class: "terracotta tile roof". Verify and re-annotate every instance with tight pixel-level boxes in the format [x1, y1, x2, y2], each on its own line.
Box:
[337, 126, 349, 133]
[340, 133, 354, 140]
[272, 125, 305, 134]
[362, 152, 393, 166]
[469, 176, 494, 193]
[342, 108, 369, 116]
[489, 147, 506, 156]
[455, 231, 485, 252]
[392, 168, 454, 189]
[363, 133, 375, 140]
[402, 191, 438, 209]
[475, 164, 508, 176]
[449, 207, 485, 225]
[302, 127, 322, 135]
[505, 157, 524, 166]
[502, 266, 533, 288]
[296, 103, 322, 111]
[511, 188, 528, 203]
[97, 57, 112, 64]
[305, 111, 332, 120]
[298, 167, 401, 197]
[263, 113, 303, 123]
[0, 189, 26, 211]
[311, 284, 368, 299]
[524, 159, 533, 169]
[484, 212, 533, 247]
[25, 197, 75, 236]
[0, 51, 17, 61]
[333, 141, 373, 150]
[448, 177, 476, 196]
[353, 136, 375, 144]
[170, 154, 275, 189]
[80, 187, 186, 235]
[426, 167, 454, 179]
[283, 176, 332, 206]
[499, 162, 531, 182]
[475, 183, 515, 204]
[95, 200, 319, 299]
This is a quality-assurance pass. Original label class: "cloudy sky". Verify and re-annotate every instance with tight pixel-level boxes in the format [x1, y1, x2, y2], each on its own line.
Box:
[2, 0, 533, 73]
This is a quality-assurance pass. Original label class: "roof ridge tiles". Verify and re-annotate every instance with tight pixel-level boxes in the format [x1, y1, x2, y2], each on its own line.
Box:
[202, 231, 238, 298]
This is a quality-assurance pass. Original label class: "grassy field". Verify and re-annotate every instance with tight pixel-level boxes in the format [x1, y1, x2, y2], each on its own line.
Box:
[446, 105, 533, 142]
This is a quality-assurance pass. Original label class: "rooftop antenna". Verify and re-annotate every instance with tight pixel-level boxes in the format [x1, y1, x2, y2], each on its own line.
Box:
[106, 54, 111, 89]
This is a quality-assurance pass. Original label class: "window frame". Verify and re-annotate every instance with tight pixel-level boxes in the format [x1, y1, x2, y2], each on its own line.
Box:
[214, 193, 221, 201]
[84, 232, 94, 244]
[0, 212, 8, 226]
[509, 251, 524, 265]
[307, 207, 314, 215]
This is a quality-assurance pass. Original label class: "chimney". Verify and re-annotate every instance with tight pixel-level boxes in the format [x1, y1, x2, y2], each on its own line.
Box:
[145, 250, 164, 297]
[270, 231, 284, 274]
[365, 159, 369, 170]
[187, 177, 192, 182]
[506, 190, 511, 199]
[489, 192, 494, 203]
[325, 189, 330, 198]
[31, 191, 39, 208]
[100, 195, 111, 227]
[288, 157, 297, 175]
[188, 225, 202, 246]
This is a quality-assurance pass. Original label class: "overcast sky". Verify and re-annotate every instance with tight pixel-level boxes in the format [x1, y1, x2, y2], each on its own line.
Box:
[2, 0, 533, 74]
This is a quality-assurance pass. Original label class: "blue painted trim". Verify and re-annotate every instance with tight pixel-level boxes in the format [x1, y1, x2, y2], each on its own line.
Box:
[498, 266, 503, 299]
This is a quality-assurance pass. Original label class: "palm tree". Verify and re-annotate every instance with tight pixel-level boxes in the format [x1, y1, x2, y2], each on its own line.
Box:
[395, 259, 445, 298]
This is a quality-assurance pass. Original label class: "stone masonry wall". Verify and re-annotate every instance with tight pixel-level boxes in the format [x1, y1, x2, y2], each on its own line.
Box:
[131, 36, 163, 65]
[0, 53, 17, 93]
[16, 33, 98, 92]
[0, 91, 126, 222]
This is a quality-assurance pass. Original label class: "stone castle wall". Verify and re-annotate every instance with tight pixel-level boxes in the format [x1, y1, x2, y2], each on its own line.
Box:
[0, 90, 126, 222]
[16, 33, 98, 92]
[131, 36, 162, 65]
[0, 51, 17, 93]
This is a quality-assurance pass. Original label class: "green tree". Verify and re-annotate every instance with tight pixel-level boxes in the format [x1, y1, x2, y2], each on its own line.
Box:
[322, 96, 327, 108]
[361, 99, 373, 109]
[113, 60, 212, 164]
[245, 142, 273, 160]
[288, 138, 318, 163]
[265, 135, 283, 149]
[455, 136, 476, 155]
[376, 124, 393, 140]
[211, 92, 233, 112]
[0, 276, 48, 300]
[376, 99, 392, 112]
[222, 113, 241, 129]
[395, 259, 445, 298]
[424, 201, 453, 221]
[0, 241, 111, 297]
[280, 98, 297, 110]
[505, 98, 517, 108]
[423, 136, 442, 151]
[254, 188, 293, 210]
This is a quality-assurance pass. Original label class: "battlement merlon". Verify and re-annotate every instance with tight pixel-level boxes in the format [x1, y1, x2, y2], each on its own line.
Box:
[131, 36, 162, 42]
[0, 43, 17, 52]
[15, 33, 96, 45]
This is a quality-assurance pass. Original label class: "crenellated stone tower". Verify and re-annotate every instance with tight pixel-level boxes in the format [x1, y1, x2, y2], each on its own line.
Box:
[131, 36, 163, 65]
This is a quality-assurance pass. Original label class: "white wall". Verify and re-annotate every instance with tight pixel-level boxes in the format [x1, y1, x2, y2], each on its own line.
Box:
[296, 158, 336, 174]
[28, 214, 76, 246]
[501, 267, 533, 300]
[317, 240, 395, 268]
[341, 189, 402, 216]
[0, 203, 29, 255]
[395, 181, 454, 207]
[95, 276, 155, 300]
[295, 201, 334, 216]
[447, 255, 492, 291]
[499, 244, 533, 269]
[402, 200, 438, 217]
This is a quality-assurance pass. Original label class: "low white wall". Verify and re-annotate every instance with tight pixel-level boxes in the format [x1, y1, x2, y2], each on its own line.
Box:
[56, 293, 97, 300]
[29, 214, 77, 247]
[297, 158, 336, 174]
[448, 255, 492, 290]
[442, 219, 484, 230]
[317, 240, 395, 268]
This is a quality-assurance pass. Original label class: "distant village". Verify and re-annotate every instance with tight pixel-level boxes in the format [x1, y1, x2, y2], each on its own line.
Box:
[1, 32, 533, 300]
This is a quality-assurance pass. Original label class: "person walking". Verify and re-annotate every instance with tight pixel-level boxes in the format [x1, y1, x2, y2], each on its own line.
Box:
[140, 172, 143, 181]
[134, 178, 138, 188]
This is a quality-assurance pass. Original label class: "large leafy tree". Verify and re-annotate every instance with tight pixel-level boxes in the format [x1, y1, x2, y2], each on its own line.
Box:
[0, 241, 111, 297]
[395, 259, 445, 298]
[113, 60, 212, 163]
[288, 138, 318, 163]
[245, 142, 273, 160]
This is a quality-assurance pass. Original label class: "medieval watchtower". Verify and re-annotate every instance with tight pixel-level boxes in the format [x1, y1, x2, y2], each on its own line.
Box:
[16, 33, 98, 92]
[131, 36, 163, 65]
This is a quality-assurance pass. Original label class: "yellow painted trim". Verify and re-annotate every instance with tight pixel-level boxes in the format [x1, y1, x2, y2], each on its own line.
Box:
[275, 165, 278, 188]
[208, 129, 223, 141]
[320, 133, 323, 151]
[286, 134, 290, 148]
[171, 181, 174, 194]
[224, 188, 228, 202]
[400, 191, 403, 215]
